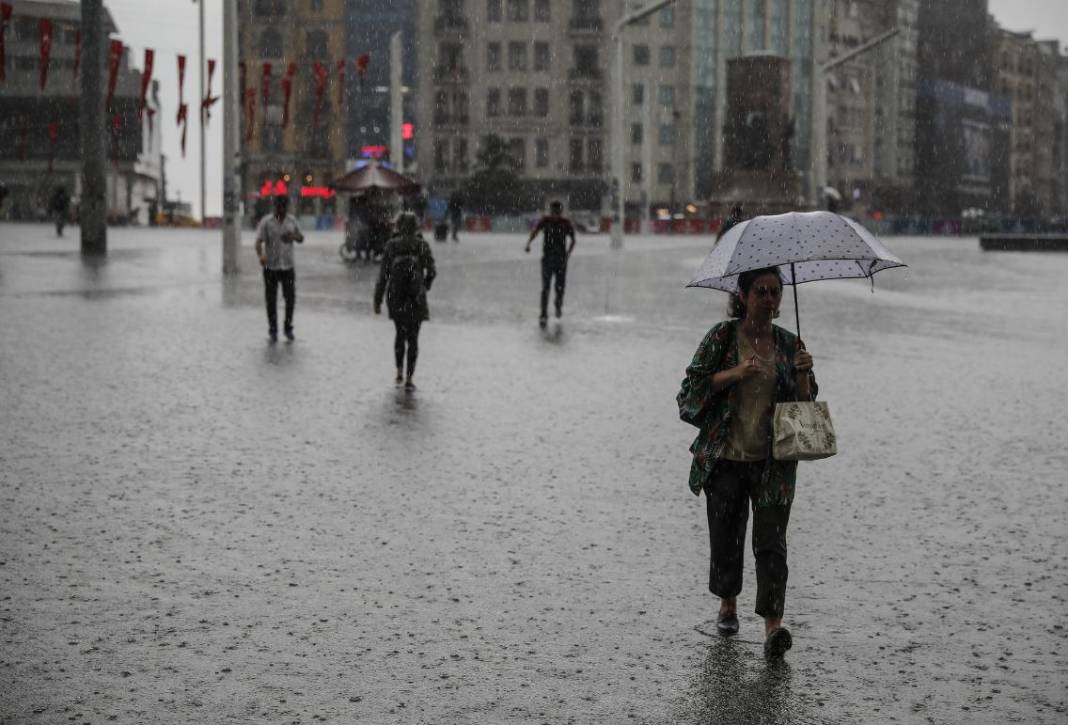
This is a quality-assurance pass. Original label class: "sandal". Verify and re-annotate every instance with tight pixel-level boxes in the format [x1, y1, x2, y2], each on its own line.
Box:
[716, 612, 739, 635]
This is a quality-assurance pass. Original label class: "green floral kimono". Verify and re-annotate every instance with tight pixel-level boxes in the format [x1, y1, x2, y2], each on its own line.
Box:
[677, 320, 818, 507]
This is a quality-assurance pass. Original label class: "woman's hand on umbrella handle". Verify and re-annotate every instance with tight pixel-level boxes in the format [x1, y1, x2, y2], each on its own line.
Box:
[795, 349, 813, 372]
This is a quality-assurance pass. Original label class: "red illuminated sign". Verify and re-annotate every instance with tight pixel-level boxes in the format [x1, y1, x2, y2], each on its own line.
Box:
[259, 179, 289, 197]
[300, 186, 335, 199]
[361, 145, 388, 159]
[401, 123, 413, 141]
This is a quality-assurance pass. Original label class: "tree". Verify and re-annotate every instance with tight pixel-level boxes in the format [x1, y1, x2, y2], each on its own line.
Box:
[459, 134, 525, 215]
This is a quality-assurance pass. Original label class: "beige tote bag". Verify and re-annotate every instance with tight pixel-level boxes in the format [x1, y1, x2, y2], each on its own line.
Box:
[772, 401, 837, 461]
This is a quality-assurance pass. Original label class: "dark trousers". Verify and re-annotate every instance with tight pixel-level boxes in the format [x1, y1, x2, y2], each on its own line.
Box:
[540, 259, 567, 317]
[263, 268, 295, 334]
[704, 460, 792, 618]
[393, 319, 421, 375]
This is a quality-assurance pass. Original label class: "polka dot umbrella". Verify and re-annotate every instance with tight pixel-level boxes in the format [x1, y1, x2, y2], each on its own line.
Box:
[687, 211, 907, 338]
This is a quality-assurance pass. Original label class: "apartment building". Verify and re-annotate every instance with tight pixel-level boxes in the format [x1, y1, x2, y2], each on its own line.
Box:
[238, 0, 348, 219]
[824, 0, 874, 205]
[866, 0, 918, 198]
[415, 0, 617, 211]
[0, 0, 162, 223]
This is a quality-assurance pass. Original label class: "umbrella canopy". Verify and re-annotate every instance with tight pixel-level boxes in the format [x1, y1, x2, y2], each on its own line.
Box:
[688, 211, 905, 293]
[687, 211, 906, 338]
[331, 161, 421, 194]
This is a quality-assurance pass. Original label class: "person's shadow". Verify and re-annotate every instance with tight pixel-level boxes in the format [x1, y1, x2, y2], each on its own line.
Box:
[674, 634, 811, 724]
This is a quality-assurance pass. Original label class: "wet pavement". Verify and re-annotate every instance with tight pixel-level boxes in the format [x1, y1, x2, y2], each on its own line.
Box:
[1, 222, 1066, 724]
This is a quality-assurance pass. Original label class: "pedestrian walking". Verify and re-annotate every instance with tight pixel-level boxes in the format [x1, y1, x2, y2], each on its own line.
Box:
[447, 193, 463, 242]
[254, 194, 304, 343]
[676, 266, 816, 660]
[51, 185, 70, 237]
[374, 211, 436, 390]
[717, 204, 745, 242]
[525, 201, 576, 327]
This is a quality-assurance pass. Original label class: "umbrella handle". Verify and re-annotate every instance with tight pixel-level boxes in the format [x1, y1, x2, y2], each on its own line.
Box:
[791, 262, 801, 341]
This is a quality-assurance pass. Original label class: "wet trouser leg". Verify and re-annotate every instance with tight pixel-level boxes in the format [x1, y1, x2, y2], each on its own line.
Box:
[279, 269, 296, 333]
[704, 460, 792, 618]
[393, 319, 421, 376]
[540, 260, 566, 317]
[263, 268, 280, 334]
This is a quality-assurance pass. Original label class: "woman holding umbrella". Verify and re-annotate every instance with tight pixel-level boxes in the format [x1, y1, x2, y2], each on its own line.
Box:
[677, 266, 815, 660]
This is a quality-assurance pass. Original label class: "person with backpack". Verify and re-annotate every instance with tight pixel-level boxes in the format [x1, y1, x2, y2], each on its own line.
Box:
[374, 212, 437, 390]
[525, 201, 576, 326]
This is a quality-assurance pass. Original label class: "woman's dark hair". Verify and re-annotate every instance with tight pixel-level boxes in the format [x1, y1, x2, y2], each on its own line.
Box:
[727, 266, 784, 319]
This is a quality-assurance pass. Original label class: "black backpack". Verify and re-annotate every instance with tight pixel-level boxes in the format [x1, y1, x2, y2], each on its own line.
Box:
[388, 247, 423, 304]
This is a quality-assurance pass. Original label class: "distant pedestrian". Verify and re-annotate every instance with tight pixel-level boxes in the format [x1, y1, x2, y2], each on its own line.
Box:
[255, 194, 304, 343]
[717, 204, 745, 242]
[374, 211, 437, 390]
[51, 185, 70, 237]
[447, 193, 463, 242]
[525, 201, 576, 326]
[676, 266, 816, 660]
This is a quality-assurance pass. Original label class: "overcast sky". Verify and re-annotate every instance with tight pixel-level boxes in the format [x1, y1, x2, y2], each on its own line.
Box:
[101, 0, 1068, 220]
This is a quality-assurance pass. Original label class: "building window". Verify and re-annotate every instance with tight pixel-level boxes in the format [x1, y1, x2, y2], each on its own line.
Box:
[534, 42, 550, 71]
[658, 162, 674, 183]
[487, 42, 501, 71]
[534, 0, 550, 21]
[487, 0, 502, 21]
[574, 46, 599, 77]
[632, 83, 644, 106]
[587, 90, 603, 126]
[509, 138, 526, 171]
[534, 87, 549, 116]
[536, 137, 549, 167]
[434, 90, 450, 123]
[454, 137, 468, 171]
[658, 84, 675, 107]
[310, 0, 323, 10]
[659, 6, 674, 27]
[631, 123, 643, 145]
[254, 0, 286, 16]
[569, 90, 584, 125]
[508, 87, 527, 116]
[507, 0, 528, 21]
[659, 46, 676, 68]
[631, 162, 642, 182]
[633, 45, 650, 66]
[263, 124, 283, 152]
[435, 139, 449, 172]
[487, 88, 501, 116]
[306, 30, 328, 59]
[569, 138, 584, 171]
[588, 138, 603, 171]
[659, 123, 676, 145]
[260, 29, 283, 58]
[508, 42, 527, 71]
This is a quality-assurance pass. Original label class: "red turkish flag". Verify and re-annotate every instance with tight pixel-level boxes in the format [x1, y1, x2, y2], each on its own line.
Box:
[39, 18, 53, 91]
[106, 40, 123, 109]
[177, 54, 187, 108]
[72, 30, 81, 86]
[244, 87, 256, 142]
[336, 58, 345, 110]
[0, 3, 11, 82]
[201, 58, 218, 124]
[138, 48, 154, 120]
[313, 61, 328, 127]
[281, 62, 296, 128]
[355, 53, 369, 79]
[177, 103, 189, 156]
[261, 62, 272, 108]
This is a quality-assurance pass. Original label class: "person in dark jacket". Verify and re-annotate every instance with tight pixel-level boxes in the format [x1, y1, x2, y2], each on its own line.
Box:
[716, 204, 745, 242]
[525, 201, 576, 326]
[374, 212, 437, 390]
[51, 185, 71, 237]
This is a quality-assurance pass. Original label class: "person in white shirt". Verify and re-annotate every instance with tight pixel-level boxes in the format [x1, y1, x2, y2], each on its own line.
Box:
[254, 195, 304, 342]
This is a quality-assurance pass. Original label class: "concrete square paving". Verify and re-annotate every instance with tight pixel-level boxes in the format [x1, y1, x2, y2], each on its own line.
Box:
[1, 223, 1066, 723]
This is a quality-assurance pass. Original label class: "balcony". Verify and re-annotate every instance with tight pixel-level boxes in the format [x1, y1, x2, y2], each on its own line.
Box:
[434, 14, 469, 35]
[569, 16, 603, 34]
[568, 67, 604, 83]
[433, 65, 470, 84]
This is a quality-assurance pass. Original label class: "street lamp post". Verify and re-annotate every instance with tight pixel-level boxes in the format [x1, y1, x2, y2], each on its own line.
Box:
[611, 0, 678, 250]
[221, 0, 241, 274]
[811, 26, 900, 207]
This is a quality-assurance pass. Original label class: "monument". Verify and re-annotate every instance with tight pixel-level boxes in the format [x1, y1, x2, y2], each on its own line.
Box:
[708, 54, 803, 217]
